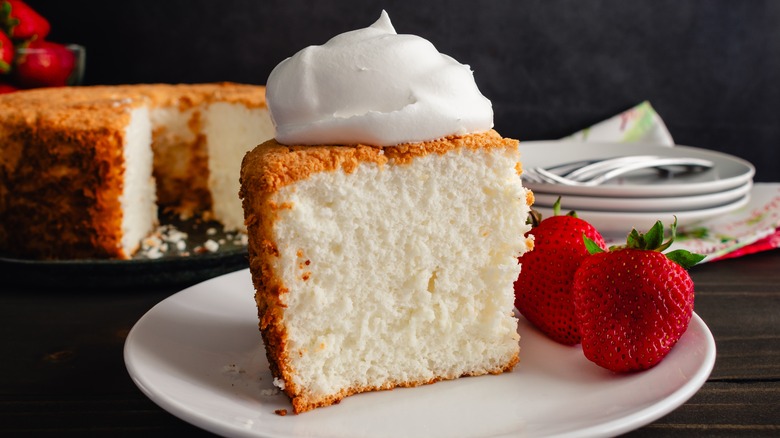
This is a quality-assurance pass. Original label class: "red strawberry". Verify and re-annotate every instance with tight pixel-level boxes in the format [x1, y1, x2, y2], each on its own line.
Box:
[514, 198, 607, 345]
[0, 0, 50, 40]
[573, 218, 705, 372]
[0, 81, 16, 93]
[0, 28, 11, 73]
[13, 40, 75, 88]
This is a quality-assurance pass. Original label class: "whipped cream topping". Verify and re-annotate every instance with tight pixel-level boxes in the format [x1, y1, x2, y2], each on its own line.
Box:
[266, 10, 494, 146]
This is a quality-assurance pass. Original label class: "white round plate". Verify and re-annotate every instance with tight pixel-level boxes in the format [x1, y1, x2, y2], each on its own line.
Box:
[520, 141, 755, 198]
[534, 194, 750, 238]
[125, 269, 716, 438]
[532, 180, 753, 213]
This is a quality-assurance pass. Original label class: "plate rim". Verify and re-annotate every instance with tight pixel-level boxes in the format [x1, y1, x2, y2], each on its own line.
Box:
[531, 180, 753, 213]
[0, 212, 250, 288]
[520, 141, 755, 198]
[533, 193, 750, 237]
[124, 269, 716, 438]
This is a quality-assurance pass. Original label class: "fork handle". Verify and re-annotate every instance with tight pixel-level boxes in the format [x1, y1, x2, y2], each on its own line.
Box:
[589, 157, 714, 185]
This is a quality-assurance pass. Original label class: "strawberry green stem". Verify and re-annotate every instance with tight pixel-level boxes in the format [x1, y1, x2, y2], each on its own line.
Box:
[583, 216, 705, 269]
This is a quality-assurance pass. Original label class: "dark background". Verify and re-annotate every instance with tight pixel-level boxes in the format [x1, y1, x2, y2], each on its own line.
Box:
[30, 0, 780, 182]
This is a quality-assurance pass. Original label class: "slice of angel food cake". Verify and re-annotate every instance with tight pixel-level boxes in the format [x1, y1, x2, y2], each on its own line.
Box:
[239, 10, 534, 414]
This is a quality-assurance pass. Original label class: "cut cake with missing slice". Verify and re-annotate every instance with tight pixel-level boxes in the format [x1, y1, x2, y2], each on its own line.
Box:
[0, 82, 273, 260]
[239, 129, 534, 414]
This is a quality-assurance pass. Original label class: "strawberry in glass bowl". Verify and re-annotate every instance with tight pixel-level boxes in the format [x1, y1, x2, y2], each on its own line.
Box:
[0, 0, 85, 93]
[13, 40, 85, 88]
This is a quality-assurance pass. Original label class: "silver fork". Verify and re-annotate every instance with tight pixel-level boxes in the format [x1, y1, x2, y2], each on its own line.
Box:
[524, 156, 714, 186]
[523, 155, 660, 183]
[562, 155, 663, 181]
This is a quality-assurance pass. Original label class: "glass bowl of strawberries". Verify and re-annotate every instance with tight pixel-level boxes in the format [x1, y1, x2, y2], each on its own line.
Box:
[0, 0, 85, 93]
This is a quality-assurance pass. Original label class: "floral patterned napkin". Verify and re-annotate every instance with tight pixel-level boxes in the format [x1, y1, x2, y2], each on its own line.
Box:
[561, 101, 676, 146]
[561, 101, 780, 263]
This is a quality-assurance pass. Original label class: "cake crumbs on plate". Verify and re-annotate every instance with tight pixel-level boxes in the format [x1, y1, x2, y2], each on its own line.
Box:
[260, 387, 280, 396]
[134, 214, 248, 259]
[138, 224, 188, 259]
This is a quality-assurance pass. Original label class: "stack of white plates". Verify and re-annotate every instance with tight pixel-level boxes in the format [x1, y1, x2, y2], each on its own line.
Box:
[519, 141, 756, 237]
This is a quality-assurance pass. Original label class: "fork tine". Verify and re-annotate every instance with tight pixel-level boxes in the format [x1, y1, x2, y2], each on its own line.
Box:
[530, 167, 575, 185]
[528, 157, 714, 187]
[521, 168, 547, 183]
[563, 155, 660, 181]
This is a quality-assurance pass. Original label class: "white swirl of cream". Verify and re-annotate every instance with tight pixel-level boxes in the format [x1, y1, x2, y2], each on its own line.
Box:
[266, 10, 493, 146]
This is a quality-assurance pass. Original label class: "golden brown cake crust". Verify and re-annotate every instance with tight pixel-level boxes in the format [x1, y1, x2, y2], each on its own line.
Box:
[239, 130, 522, 414]
[281, 355, 519, 414]
[0, 95, 136, 259]
[244, 129, 518, 193]
[0, 82, 266, 260]
[0, 82, 266, 118]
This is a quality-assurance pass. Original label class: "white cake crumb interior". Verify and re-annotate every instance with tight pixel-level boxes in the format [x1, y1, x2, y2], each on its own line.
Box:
[271, 147, 531, 399]
[205, 103, 274, 231]
[120, 106, 157, 258]
[150, 106, 198, 145]
[149, 105, 198, 181]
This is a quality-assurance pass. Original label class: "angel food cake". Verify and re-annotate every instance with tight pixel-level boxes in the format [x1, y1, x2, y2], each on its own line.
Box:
[239, 11, 534, 414]
[0, 82, 273, 259]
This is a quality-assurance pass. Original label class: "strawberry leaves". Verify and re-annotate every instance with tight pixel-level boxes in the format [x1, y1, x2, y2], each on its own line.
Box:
[624, 219, 671, 252]
[582, 234, 605, 254]
[584, 216, 705, 269]
[665, 249, 706, 270]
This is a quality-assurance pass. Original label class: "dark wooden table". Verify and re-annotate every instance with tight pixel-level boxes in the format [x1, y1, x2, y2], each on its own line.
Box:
[1, 250, 778, 437]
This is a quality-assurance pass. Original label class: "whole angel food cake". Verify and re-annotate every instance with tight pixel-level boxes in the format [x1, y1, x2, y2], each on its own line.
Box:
[239, 11, 534, 414]
[0, 82, 273, 260]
